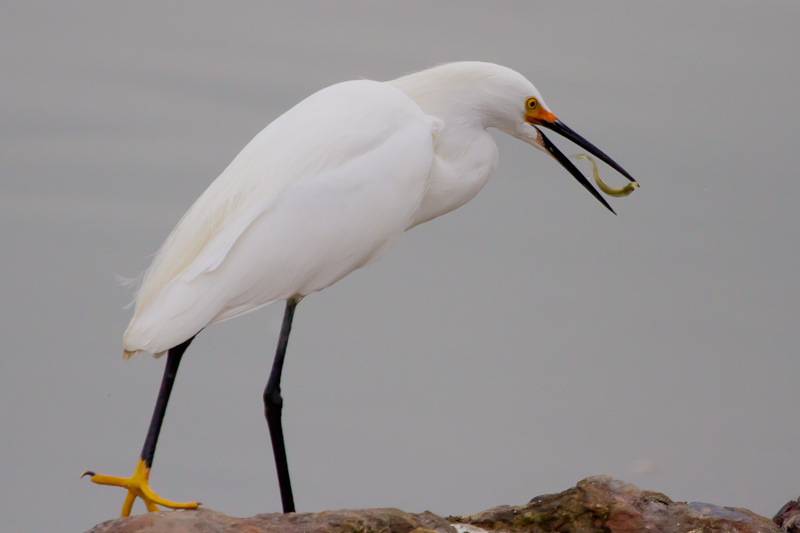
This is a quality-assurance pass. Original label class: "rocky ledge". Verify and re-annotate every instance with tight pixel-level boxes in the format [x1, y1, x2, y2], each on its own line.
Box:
[86, 476, 794, 533]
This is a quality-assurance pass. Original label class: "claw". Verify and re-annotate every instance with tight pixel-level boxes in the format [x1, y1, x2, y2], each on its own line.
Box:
[83, 458, 199, 517]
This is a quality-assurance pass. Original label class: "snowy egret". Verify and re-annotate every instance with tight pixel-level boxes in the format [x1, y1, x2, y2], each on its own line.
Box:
[82, 62, 636, 516]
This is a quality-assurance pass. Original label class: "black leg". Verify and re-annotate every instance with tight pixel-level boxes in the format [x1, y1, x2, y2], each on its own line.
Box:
[264, 298, 299, 513]
[141, 335, 195, 468]
[82, 335, 199, 516]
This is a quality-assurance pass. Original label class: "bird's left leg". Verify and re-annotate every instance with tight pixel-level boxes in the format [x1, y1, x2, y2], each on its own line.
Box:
[264, 297, 299, 513]
[82, 336, 200, 516]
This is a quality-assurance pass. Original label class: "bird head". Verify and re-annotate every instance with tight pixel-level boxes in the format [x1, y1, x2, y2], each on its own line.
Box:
[392, 62, 636, 213]
[489, 66, 637, 214]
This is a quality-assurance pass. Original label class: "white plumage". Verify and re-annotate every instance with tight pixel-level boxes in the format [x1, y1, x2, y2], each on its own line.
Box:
[123, 61, 632, 357]
[123, 62, 552, 356]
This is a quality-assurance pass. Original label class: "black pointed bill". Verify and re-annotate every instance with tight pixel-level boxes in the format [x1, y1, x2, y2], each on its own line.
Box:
[539, 119, 635, 184]
[534, 126, 615, 214]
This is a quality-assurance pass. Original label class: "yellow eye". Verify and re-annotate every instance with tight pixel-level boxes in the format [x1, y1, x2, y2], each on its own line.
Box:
[526, 97, 538, 110]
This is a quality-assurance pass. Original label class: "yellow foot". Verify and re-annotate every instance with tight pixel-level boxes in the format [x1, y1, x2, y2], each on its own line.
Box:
[81, 458, 200, 517]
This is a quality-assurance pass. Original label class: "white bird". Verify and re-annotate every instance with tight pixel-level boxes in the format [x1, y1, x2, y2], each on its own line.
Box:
[83, 61, 636, 517]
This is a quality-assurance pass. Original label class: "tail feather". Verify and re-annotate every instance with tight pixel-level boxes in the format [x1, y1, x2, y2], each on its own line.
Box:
[122, 348, 167, 360]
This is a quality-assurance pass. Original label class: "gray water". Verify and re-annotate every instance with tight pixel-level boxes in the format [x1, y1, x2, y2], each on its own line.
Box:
[2, 2, 799, 531]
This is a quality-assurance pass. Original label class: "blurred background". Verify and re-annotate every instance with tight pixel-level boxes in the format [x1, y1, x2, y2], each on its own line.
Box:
[2, 2, 799, 531]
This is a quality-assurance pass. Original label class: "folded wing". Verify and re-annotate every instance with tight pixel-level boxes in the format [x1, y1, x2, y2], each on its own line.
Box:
[124, 81, 436, 354]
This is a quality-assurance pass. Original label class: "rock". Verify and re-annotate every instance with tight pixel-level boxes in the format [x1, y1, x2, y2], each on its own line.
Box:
[774, 498, 800, 532]
[85, 477, 783, 533]
[85, 507, 456, 533]
[447, 476, 780, 533]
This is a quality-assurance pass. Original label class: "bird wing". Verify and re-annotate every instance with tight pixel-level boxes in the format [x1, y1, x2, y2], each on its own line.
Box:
[124, 80, 436, 354]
